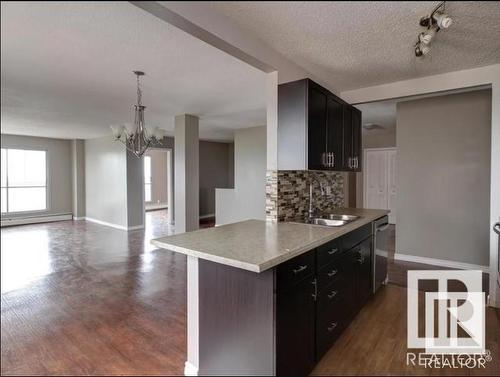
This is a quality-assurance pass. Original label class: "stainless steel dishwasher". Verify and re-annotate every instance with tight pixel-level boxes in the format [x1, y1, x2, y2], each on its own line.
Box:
[373, 216, 390, 293]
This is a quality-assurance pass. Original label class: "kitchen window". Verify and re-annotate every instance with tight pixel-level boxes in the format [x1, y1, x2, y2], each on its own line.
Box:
[1, 148, 48, 213]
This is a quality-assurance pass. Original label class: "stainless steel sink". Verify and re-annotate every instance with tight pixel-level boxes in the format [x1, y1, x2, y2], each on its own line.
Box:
[309, 214, 360, 227]
[311, 218, 348, 227]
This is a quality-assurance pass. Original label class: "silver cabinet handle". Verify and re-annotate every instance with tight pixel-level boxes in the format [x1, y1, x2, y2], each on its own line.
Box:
[311, 278, 317, 300]
[322, 152, 326, 167]
[347, 157, 352, 169]
[327, 290, 338, 299]
[332, 153, 335, 167]
[328, 248, 338, 255]
[293, 265, 308, 274]
[327, 269, 338, 277]
[327, 322, 338, 332]
[494, 222, 500, 235]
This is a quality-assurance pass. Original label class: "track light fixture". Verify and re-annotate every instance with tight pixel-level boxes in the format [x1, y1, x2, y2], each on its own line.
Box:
[415, 1, 452, 57]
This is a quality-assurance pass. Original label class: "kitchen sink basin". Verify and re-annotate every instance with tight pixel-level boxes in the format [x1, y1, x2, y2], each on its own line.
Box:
[311, 218, 348, 227]
[309, 214, 360, 227]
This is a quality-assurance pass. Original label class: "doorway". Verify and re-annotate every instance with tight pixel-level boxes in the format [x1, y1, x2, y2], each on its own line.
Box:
[363, 147, 397, 224]
[143, 148, 173, 224]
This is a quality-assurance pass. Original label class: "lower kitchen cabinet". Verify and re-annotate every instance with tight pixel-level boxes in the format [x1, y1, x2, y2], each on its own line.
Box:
[276, 229, 373, 376]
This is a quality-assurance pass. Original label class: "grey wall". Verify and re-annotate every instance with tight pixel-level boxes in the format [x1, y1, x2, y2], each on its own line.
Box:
[159, 136, 233, 218]
[71, 139, 86, 218]
[199, 141, 232, 217]
[396, 89, 491, 266]
[216, 126, 267, 225]
[1, 134, 72, 218]
[85, 136, 128, 228]
[126, 150, 145, 228]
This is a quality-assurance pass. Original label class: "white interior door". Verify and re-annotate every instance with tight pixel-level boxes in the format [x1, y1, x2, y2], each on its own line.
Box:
[364, 148, 397, 224]
[365, 149, 388, 210]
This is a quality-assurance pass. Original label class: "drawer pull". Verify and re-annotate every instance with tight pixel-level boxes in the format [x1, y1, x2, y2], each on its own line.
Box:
[327, 290, 338, 300]
[327, 322, 338, 332]
[327, 269, 338, 278]
[293, 265, 308, 274]
[328, 248, 338, 255]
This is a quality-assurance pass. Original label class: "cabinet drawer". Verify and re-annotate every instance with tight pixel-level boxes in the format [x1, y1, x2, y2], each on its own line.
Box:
[342, 223, 372, 251]
[317, 238, 342, 268]
[317, 275, 348, 312]
[317, 254, 350, 291]
[277, 250, 315, 290]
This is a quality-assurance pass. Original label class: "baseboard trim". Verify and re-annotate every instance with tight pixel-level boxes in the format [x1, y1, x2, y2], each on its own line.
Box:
[394, 252, 490, 273]
[1, 214, 73, 227]
[84, 217, 144, 231]
[72, 216, 86, 221]
[199, 213, 215, 220]
[184, 361, 198, 376]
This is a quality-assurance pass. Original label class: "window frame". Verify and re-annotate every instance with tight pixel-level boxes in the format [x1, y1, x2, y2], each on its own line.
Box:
[1, 147, 50, 215]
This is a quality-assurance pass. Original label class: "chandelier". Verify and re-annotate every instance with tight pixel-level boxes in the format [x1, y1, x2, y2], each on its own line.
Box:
[111, 71, 164, 158]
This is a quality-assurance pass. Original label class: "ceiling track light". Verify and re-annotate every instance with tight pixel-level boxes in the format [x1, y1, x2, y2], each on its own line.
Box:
[414, 1, 452, 57]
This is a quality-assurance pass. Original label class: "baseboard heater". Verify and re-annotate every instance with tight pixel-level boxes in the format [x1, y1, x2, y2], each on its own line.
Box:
[1, 213, 73, 227]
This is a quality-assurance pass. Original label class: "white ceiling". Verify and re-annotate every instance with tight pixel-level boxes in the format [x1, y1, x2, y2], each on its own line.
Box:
[1, 2, 267, 141]
[210, 1, 500, 92]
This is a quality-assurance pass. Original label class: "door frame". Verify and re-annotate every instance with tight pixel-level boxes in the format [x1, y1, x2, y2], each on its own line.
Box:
[363, 147, 397, 223]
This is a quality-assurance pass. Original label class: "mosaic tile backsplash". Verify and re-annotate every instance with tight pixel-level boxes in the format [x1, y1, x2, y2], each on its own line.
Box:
[266, 170, 345, 222]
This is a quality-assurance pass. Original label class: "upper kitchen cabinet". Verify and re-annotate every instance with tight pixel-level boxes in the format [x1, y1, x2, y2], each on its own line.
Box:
[278, 78, 362, 172]
[342, 105, 362, 172]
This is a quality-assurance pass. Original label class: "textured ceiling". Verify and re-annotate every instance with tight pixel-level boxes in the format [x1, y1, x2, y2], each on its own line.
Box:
[210, 1, 500, 92]
[1, 2, 266, 140]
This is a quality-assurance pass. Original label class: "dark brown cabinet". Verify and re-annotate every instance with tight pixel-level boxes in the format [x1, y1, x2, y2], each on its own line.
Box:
[278, 78, 362, 172]
[342, 105, 362, 172]
[276, 226, 373, 376]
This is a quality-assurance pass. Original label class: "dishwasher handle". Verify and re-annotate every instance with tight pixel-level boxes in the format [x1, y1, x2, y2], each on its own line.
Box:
[494, 222, 500, 235]
[376, 222, 390, 232]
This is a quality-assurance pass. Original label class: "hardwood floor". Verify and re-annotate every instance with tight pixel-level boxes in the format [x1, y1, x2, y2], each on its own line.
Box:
[1, 217, 499, 375]
[1, 210, 187, 375]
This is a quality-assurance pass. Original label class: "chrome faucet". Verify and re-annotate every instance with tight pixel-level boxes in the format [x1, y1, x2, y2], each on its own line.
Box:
[309, 175, 325, 220]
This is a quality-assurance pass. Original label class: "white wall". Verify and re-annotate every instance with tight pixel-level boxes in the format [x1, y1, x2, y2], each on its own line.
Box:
[216, 126, 266, 225]
[1, 134, 73, 219]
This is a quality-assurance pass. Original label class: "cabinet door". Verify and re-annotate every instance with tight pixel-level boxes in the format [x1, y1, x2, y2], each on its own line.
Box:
[326, 96, 343, 170]
[352, 237, 373, 314]
[308, 87, 328, 170]
[342, 105, 353, 170]
[351, 107, 362, 171]
[276, 277, 316, 377]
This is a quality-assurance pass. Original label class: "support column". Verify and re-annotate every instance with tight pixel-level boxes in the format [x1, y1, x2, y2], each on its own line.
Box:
[175, 114, 199, 233]
[71, 139, 85, 219]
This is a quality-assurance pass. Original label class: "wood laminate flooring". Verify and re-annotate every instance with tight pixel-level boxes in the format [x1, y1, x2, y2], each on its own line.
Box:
[1, 217, 498, 375]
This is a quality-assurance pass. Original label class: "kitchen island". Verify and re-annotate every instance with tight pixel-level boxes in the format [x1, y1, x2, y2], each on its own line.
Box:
[152, 208, 389, 376]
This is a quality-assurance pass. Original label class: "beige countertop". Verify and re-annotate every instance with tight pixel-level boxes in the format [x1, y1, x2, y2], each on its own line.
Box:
[151, 208, 389, 273]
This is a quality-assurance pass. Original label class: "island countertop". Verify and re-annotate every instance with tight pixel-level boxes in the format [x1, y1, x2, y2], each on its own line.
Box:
[151, 208, 389, 273]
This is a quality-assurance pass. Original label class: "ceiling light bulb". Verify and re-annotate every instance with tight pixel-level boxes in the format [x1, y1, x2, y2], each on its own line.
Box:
[419, 27, 437, 44]
[110, 125, 124, 139]
[433, 11, 452, 29]
[153, 127, 165, 140]
[415, 42, 431, 57]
